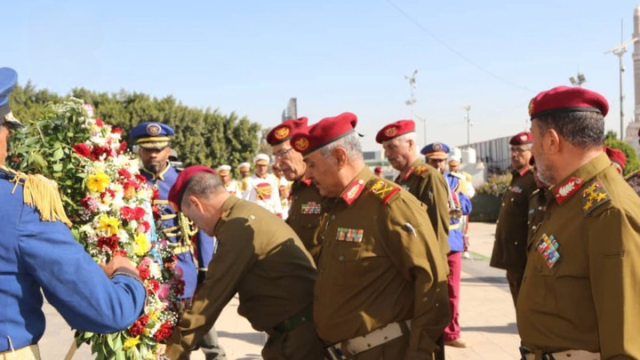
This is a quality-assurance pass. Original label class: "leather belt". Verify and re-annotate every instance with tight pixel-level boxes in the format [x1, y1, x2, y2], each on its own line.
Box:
[342, 320, 410, 356]
[272, 306, 313, 334]
[0, 344, 40, 360]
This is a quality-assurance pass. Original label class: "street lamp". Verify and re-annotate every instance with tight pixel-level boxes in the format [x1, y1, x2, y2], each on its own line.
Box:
[463, 105, 471, 147]
[605, 37, 638, 140]
[404, 69, 426, 144]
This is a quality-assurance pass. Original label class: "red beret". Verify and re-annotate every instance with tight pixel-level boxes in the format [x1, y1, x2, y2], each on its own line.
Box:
[509, 131, 533, 145]
[266, 117, 309, 146]
[604, 146, 626, 169]
[168, 165, 216, 211]
[374, 166, 382, 172]
[290, 112, 358, 155]
[529, 86, 609, 119]
[375, 120, 415, 144]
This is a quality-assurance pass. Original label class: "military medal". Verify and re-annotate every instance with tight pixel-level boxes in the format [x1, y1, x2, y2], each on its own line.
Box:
[336, 227, 364, 242]
[536, 233, 560, 268]
[301, 201, 322, 214]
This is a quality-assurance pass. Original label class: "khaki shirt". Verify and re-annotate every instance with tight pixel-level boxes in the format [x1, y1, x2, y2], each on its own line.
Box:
[286, 177, 324, 262]
[166, 196, 317, 358]
[395, 159, 451, 257]
[517, 153, 640, 358]
[313, 167, 450, 355]
[527, 188, 546, 241]
[491, 167, 536, 272]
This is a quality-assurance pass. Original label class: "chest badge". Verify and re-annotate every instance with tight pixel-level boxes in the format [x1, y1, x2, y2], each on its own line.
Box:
[536, 233, 560, 269]
[336, 227, 364, 243]
[301, 201, 322, 214]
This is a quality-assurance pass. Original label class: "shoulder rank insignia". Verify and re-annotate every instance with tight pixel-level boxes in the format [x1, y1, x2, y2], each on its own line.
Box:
[367, 178, 401, 204]
[582, 180, 610, 216]
[342, 179, 365, 205]
[554, 177, 583, 205]
[414, 165, 429, 178]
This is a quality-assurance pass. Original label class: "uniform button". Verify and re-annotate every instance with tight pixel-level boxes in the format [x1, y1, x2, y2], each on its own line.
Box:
[339, 255, 345, 261]
[538, 206, 543, 210]
[502, 203, 505, 206]
[331, 215, 336, 220]
[423, 297, 428, 301]
[532, 225, 537, 230]
[514, 241, 518, 245]
[510, 198, 514, 202]
[294, 196, 298, 200]
[496, 220, 500, 224]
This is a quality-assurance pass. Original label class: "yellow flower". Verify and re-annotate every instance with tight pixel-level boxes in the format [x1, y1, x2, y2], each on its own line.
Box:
[123, 336, 140, 350]
[134, 232, 149, 256]
[148, 310, 159, 322]
[98, 215, 120, 236]
[87, 171, 110, 193]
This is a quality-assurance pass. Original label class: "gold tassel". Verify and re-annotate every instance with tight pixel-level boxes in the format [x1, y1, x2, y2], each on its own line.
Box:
[3, 167, 72, 227]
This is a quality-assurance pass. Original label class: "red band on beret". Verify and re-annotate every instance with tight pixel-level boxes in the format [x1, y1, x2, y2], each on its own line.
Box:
[529, 86, 609, 119]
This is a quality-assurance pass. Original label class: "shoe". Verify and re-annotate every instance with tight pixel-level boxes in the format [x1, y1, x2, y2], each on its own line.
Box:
[445, 339, 467, 348]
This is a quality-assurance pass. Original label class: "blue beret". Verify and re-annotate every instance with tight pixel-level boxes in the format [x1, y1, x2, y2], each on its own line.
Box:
[421, 142, 450, 159]
[130, 122, 175, 149]
[0, 67, 24, 128]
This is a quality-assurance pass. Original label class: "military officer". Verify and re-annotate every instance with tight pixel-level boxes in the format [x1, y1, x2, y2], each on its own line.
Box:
[241, 153, 283, 217]
[130, 122, 225, 360]
[217, 164, 241, 197]
[266, 117, 325, 261]
[0, 67, 146, 359]
[490, 131, 537, 306]
[376, 119, 451, 260]
[238, 162, 251, 179]
[164, 166, 324, 360]
[290, 112, 450, 360]
[421, 143, 472, 349]
[518, 86, 640, 359]
[604, 146, 626, 175]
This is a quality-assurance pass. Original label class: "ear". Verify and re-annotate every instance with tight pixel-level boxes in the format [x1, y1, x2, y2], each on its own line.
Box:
[186, 195, 205, 213]
[334, 147, 348, 168]
[545, 128, 561, 155]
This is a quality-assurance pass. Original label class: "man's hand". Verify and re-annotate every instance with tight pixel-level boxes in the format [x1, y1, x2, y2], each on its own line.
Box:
[100, 255, 138, 278]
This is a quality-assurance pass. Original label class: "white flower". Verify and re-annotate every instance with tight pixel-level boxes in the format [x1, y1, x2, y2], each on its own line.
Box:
[149, 262, 162, 278]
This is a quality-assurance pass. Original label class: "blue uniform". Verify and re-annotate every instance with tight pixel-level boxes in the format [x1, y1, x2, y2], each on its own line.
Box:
[140, 164, 215, 299]
[0, 170, 146, 352]
[445, 173, 472, 252]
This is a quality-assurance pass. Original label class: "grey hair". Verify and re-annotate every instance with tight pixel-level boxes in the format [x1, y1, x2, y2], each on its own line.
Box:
[182, 172, 226, 202]
[319, 132, 364, 162]
[396, 132, 416, 144]
[534, 112, 604, 149]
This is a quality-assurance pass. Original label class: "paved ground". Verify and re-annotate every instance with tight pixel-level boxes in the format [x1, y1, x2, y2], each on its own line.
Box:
[39, 222, 521, 360]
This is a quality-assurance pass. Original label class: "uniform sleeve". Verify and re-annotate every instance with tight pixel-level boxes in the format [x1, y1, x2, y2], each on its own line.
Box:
[195, 230, 215, 284]
[17, 206, 146, 333]
[421, 173, 450, 254]
[587, 208, 640, 358]
[166, 218, 258, 359]
[382, 197, 451, 359]
[458, 191, 472, 216]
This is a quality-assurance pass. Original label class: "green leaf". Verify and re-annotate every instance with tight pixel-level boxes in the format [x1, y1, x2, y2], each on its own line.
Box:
[52, 147, 64, 160]
[52, 163, 63, 172]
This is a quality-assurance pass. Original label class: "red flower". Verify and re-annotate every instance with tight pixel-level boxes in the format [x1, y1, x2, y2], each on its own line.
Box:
[137, 266, 150, 281]
[135, 174, 148, 187]
[100, 189, 116, 203]
[118, 168, 132, 180]
[121, 206, 146, 221]
[95, 119, 104, 127]
[153, 321, 173, 342]
[90, 146, 108, 161]
[80, 195, 92, 210]
[11, 157, 20, 163]
[97, 235, 120, 251]
[151, 187, 160, 200]
[147, 279, 160, 293]
[117, 141, 128, 155]
[73, 143, 91, 158]
[138, 221, 151, 233]
[112, 127, 123, 135]
[113, 249, 128, 257]
[129, 314, 149, 336]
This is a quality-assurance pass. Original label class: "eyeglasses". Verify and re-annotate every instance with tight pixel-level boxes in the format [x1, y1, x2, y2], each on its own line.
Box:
[510, 147, 531, 154]
[273, 148, 294, 159]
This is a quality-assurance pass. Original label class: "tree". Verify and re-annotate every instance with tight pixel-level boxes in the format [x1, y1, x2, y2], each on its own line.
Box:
[604, 137, 640, 175]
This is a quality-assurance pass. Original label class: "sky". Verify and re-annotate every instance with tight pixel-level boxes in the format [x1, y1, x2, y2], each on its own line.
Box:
[3, 0, 640, 152]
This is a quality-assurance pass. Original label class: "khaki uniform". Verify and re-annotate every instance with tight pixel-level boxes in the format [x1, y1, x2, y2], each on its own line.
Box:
[395, 159, 451, 258]
[166, 197, 324, 360]
[314, 168, 450, 360]
[490, 167, 536, 305]
[286, 177, 324, 262]
[527, 188, 546, 241]
[517, 153, 640, 358]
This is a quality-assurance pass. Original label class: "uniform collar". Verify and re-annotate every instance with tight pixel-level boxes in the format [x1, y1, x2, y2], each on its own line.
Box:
[516, 166, 532, 177]
[547, 152, 610, 205]
[339, 167, 371, 206]
[140, 161, 171, 181]
[399, 158, 422, 181]
[214, 196, 241, 234]
[300, 176, 312, 185]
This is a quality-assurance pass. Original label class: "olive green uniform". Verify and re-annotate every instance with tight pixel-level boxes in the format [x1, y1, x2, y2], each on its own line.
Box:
[517, 153, 640, 358]
[395, 159, 451, 257]
[286, 177, 324, 262]
[490, 167, 537, 305]
[314, 168, 450, 360]
[166, 197, 324, 360]
[527, 188, 546, 241]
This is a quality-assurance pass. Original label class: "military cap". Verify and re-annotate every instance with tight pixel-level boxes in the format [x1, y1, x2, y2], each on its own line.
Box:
[266, 117, 308, 146]
[130, 122, 175, 149]
[0, 67, 24, 128]
[168, 165, 216, 211]
[529, 86, 609, 119]
[375, 119, 415, 144]
[290, 112, 358, 155]
[217, 165, 232, 176]
[604, 146, 626, 170]
[374, 166, 382, 174]
[448, 156, 461, 165]
[253, 153, 270, 165]
[421, 143, 450, 159]
[510, 131, 533, 145]
[237, 162, 250, 170]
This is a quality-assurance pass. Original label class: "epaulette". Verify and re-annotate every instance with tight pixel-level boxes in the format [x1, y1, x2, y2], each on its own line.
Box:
[581, 179, 611, 217]
[0, 166, 72, 227]
[366, 178, 401, 205]
[414, 165, 430, 178]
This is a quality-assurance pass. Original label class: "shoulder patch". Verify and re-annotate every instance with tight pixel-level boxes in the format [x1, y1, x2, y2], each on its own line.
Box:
[582, 180, 611, 216]
[414, 165, 430, 178]
[366, 179, 401, 204]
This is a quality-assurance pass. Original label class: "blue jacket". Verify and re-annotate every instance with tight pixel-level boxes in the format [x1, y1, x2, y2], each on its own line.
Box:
[140, 164, 215, 298]
[0, 171, 146, 352]
[445, 172, 472, 252]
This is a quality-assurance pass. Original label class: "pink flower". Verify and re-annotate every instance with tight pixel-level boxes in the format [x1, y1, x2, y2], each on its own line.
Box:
[95, 119, 104, 127]
[157, 283, 171, 300]
[174, 265, 183, 279]
[140, 257, 152, 266]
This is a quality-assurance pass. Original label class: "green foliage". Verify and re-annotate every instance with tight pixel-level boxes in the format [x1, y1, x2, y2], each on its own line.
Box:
[9, 83, 261, 171]
[475, 172, 512, 197]
[604, 138, 640, 176]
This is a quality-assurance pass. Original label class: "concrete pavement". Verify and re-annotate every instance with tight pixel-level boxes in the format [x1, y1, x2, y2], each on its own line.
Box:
[39, 222, 521, 359]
